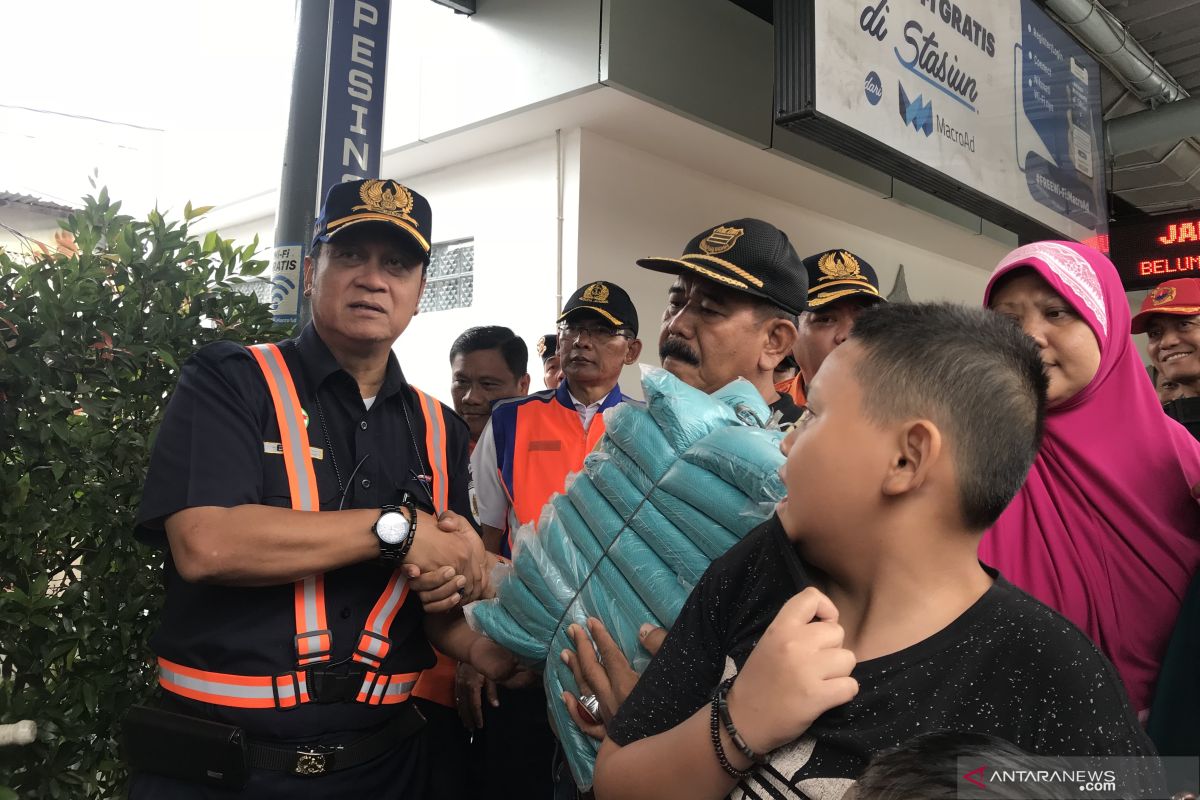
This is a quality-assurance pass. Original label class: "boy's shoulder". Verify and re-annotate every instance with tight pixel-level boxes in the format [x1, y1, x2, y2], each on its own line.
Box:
[978, 576, 1117, 665]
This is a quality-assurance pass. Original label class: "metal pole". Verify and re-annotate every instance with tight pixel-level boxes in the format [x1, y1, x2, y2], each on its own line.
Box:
[274, 0, 332, 330]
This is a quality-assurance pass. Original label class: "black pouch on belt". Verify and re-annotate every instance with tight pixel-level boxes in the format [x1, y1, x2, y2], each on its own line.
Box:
[123, 704, 249, 790]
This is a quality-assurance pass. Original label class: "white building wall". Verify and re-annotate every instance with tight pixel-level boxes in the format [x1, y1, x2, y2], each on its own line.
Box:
[571, 131, 1013, 396]
[0, 205, 71, 255]
[392, 136, 562, 404]
[384, 0, 601, 148]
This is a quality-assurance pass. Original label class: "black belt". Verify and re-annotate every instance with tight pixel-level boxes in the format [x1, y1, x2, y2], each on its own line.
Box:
[248, 702, 426, 776]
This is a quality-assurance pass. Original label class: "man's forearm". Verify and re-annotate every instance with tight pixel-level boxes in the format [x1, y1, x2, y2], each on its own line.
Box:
[425, 609, 474, 663]
[481, 524, 505, 555]
[165, 504, 455, 587]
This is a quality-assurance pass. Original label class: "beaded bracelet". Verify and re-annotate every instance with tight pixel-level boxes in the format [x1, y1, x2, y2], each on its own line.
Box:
[716, 677, 769, 765]
[710, 684, 753, 780]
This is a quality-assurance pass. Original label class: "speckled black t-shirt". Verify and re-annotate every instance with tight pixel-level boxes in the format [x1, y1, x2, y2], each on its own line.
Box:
[609, 515, 1157, 800]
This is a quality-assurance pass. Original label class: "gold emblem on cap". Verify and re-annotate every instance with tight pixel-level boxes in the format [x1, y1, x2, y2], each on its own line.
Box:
[536, 336, 548, 356]
[352, 179, 419, 227]
[817, 250, 865, 282]
[699, 226, 744, 256]
[580, 282, 610, 304]
[1152, 286, 1178, 306]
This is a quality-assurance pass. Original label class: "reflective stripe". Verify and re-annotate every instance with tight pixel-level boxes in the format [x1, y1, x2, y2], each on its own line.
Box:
[248, 345, 318, 511]
[158, 658, 418, 709]
[250, 344, 330, 666]
[158, 657, 310, 709]
[352, 569, 409, 668]
[412, 387, 449, 514]
[357, 671, 420, 705]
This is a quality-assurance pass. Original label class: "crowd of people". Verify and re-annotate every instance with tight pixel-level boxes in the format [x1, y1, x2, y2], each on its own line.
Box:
[123, 178, 1200, 799]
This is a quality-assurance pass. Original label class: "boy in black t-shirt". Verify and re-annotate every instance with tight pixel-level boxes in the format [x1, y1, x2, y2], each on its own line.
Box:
[595, 303, 1156, 800]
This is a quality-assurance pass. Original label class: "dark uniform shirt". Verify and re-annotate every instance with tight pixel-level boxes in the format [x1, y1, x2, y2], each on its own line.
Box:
[135, 324, 473, 743]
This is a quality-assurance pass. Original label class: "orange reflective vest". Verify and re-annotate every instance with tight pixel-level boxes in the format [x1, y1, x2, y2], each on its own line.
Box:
[490, 383, 629, 555]
[156, 342, 450, 710]
[775, 374, 807, 408]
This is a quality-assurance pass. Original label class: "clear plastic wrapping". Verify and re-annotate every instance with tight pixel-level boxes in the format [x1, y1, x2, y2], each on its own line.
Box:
[681, 425, 787, 502]
[658, 460, 770, 540]
[601, 402, 679, 480]
[585, 451, 709, 585]
[471, 371, 789, 789]
[642, 367, 741, 453]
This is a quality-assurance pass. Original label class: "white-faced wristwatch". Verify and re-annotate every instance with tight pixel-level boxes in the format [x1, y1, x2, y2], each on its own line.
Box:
[373, 494, 417, 564]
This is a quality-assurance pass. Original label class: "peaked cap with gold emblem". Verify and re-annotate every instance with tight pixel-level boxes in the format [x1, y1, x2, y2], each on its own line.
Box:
[536, 333, 558, 360]
[802, 248, 885, 310]
[557, 281, 639, 335]
[1131, 278, 1200, 334]
[312, 178, 433, 264]
[636, 218, 808, 315]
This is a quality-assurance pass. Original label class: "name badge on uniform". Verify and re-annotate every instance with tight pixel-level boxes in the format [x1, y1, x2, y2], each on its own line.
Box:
[528, 440, 562, 452]
[263, 442, 325, 460]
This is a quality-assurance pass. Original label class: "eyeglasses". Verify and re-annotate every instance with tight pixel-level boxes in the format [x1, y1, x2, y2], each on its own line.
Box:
[556, 323, 632, 343]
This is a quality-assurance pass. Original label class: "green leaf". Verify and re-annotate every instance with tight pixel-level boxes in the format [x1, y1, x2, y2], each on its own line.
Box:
[0, 182, 277, 796]
[185, 204, 214, 221]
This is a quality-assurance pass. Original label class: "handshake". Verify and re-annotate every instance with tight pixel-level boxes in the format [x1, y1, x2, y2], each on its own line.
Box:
[401, 509, 499, 613]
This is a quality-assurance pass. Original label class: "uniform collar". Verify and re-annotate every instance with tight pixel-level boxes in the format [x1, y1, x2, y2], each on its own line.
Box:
[297, 323, 409, 400]
[556, 378, 623, 411]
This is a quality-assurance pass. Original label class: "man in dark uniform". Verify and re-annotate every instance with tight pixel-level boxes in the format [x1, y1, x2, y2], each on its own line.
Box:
[636, 218, 808, 424]
[787, 248, 886, 405]
[128, 179, 509, 797]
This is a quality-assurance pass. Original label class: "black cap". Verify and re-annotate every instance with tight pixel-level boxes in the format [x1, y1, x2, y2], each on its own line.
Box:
[803, 249, 885, 310]
[536, 334, 558, 360]
[636, 219, 808, 315]
[557, 281, 639, 336]
[312, 179, 433, 264]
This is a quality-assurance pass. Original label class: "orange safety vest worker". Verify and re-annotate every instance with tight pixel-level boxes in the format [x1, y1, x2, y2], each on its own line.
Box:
[476, 381, 634, 558]
[155, 343, 450, 710]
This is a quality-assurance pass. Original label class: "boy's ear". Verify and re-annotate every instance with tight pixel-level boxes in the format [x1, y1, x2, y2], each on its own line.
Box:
[881, 419, 942, 497]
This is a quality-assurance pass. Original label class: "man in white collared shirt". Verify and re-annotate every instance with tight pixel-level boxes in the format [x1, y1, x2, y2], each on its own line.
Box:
[463, 281, 641, 800]
[471, 281, 642, 558]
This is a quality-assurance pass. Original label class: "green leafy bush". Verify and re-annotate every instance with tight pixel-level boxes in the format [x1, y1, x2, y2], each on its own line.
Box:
[0, 188, 282, 798]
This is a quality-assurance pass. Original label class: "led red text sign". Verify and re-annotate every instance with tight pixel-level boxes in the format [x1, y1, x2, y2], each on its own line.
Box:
[1109, 213, 1200, 291]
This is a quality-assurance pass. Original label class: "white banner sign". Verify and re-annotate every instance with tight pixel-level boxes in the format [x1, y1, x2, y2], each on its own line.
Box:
[814, 0, 1106, 241]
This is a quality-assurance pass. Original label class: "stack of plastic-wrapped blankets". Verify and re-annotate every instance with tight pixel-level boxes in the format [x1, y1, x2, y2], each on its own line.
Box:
[468, 367, 787, 788]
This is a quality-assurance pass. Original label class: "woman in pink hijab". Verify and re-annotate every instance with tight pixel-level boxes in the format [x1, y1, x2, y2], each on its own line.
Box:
[982, 240, 1200, 719]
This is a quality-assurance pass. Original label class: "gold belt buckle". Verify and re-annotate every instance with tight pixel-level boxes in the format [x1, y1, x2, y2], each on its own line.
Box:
[294, 747, 332, 776]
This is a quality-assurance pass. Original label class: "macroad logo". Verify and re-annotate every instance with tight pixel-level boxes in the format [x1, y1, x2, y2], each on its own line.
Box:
[898, 82, 933, 136]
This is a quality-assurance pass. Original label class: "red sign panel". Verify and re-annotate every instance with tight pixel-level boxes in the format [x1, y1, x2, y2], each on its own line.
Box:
[1109, 212, 1200, 291]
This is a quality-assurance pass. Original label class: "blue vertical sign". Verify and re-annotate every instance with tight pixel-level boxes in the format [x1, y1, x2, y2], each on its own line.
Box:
[1017, 0, 1103, 232]
[318, 0, 391, 207]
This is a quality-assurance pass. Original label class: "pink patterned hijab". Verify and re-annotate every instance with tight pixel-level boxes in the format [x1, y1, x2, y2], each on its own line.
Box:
[979, 241, 1200, 716]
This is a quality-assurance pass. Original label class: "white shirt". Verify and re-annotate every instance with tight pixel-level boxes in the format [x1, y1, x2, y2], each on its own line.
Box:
[569, 390, 605, 432]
